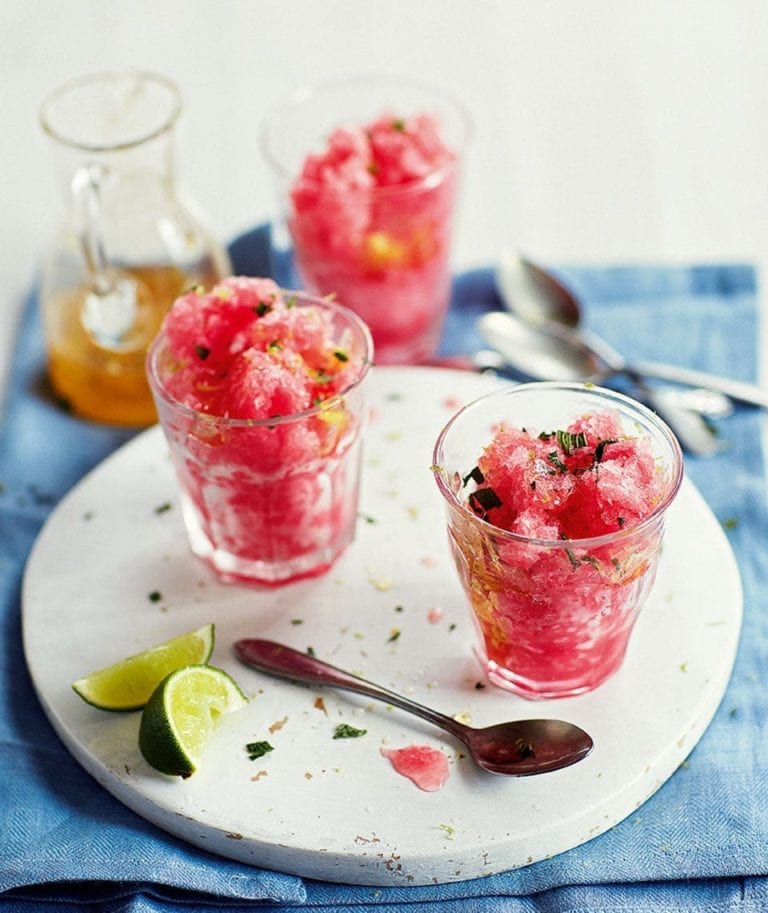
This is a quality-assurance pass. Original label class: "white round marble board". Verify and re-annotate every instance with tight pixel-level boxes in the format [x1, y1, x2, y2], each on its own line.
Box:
[22, 366, 742, 887]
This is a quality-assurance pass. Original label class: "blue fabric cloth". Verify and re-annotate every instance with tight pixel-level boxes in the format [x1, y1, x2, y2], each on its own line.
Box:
[2, 225, 767, 912]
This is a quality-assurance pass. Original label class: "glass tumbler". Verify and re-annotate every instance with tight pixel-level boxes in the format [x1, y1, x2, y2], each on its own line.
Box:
[261, 74, 470, 365]
[147, 292, 373, 586]
[432, 382, 684, 699]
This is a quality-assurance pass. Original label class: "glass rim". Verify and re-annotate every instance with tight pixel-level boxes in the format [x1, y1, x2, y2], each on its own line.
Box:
[259, 72, 472, 196]
[39, 69, 182, 153]
[432, 380, 685, 550]
[146, 289, 374, 428]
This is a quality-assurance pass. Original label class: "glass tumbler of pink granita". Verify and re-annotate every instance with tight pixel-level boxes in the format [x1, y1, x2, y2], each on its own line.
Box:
[147, 278, 373, 587]
[432, 382, 684, 699]
[261, 75, 470, 365]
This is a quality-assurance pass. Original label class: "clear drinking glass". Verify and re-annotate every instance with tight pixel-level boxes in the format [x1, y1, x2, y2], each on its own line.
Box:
[39, 70, 230, 425]
[261, 75, 470, 365]
[433, 382, 684, 699]
[147, 292, 373, 587]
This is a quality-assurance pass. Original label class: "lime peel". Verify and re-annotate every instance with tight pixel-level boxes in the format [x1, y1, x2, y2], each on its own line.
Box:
[71, 623, 215, 711]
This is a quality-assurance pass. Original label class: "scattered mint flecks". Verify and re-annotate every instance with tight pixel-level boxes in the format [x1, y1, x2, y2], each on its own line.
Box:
[594, 439, 618, 464]
[547, 451, 568, 474]
[468, 487, 503, 518]
[148, 591, 162, 603]
[154, 502, 172, 515]
[461, 465, 485, 487]
[556, 429, 587, 455]
[246, 740, 274, 760]
[333, 723, 367, 739]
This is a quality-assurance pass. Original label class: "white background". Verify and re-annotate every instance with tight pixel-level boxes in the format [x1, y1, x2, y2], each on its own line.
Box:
[3, 0, 768, 393]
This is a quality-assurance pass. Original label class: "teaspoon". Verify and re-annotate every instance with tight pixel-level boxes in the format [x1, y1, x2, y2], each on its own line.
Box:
[234, 638, 593, 777]
[495, 254, 733, 419]
[478, 309, 768, 411]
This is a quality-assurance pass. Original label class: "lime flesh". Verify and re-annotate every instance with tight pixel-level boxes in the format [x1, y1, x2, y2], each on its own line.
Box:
[71, 623, 215, 711]
[138, 664, 248, 778]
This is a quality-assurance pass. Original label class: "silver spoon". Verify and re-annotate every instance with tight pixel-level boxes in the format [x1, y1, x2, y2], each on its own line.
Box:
[495, 254, 733, 419]
[234, 638, 593, 776]
[490, 255, 728, 457]
[478, 308, 768, 411]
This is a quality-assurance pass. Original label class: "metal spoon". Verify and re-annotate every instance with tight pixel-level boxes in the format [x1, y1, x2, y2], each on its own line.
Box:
[495, 253, 733, 419]
[478, 308, 768, 411]
[234, 638, 593, 777]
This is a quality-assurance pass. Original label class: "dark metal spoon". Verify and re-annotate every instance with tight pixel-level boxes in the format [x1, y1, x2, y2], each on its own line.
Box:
[234, 638, 593, 776]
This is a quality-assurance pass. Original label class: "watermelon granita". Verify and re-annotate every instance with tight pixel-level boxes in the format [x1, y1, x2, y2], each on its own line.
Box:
[288, 113, 459, 364]
[433, 383, 683, 699]
[262, 78, 468, 365]
[146, 277, 373, 586]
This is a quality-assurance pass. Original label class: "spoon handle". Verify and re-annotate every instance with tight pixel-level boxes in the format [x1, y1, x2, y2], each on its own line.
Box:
[234, 638, 466, 738]
[634, 359, 768, 410]
[630, 379, 722, 457]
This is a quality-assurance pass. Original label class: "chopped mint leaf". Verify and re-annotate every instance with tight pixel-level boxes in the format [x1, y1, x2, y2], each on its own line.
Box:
[468, 487, 503, 516]
[333, 723, 367, 739]
[245, 740, 274, 760]
[547, 451, 568, 473]
[462, 465, 485, 487]
[556, 429, 587, 455]
[194, 345, 210, 360]
[594, 439, 618, 464]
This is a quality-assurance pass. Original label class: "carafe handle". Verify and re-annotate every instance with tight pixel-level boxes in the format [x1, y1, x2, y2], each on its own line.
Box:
[70, 163, 141, 347]
[70, 163, 113, 294]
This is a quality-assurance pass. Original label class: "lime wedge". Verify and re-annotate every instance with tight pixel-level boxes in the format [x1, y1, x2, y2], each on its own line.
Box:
[138, 664, 248, 778]
[71, 624, 215, 711]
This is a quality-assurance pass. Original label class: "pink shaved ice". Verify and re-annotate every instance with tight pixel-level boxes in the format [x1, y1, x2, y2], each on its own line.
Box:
[148, 277, 371, 586]
[449, 409, 673, 696]
[159, 277, 362, 418]
[289, 112, 459, 363]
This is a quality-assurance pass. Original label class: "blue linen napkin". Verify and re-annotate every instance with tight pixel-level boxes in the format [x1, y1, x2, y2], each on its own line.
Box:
[2, 225, 767, 912]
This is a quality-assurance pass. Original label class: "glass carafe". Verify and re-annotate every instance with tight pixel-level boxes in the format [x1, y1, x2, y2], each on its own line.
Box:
[39, 70, 231, 426]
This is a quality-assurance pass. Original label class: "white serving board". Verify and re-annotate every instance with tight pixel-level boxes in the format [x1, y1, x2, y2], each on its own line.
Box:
[22, 367, 742, 886]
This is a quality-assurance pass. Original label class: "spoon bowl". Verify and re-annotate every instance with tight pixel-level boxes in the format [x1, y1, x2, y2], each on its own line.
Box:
[496, 251, 581, 327]
[234, 638, 593, 777]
